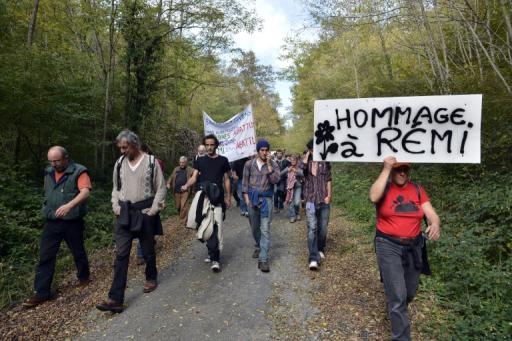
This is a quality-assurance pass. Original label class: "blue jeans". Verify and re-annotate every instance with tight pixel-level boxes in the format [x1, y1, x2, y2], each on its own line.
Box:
[287, 186, 302, 219]
[237, 178, 248, 214]
[305, 202, 330, 262]
[248, 197, 273, 262]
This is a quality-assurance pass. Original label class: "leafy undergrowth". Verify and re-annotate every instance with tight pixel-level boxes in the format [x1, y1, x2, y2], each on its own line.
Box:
[0, 215, 194, 340]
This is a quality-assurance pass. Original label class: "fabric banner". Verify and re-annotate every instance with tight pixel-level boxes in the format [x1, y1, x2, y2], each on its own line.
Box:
[203, 105, 256, 162]
[313, 94, 482, 163]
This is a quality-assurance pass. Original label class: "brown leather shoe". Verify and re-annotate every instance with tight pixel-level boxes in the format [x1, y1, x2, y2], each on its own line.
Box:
[143, 280, 157, 293]
[96, 298, 124, 313]
[22, 294, 48, 308]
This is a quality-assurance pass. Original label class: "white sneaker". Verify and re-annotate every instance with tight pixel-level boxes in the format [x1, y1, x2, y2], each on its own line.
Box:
[309, 261, 318, 270]
[204, 257, 211, 263]
[319, 251, 325, 260]
[211, 261, 221, 272]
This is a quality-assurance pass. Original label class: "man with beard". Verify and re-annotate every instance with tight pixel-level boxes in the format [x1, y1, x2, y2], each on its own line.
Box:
[181, 134, 231, 272]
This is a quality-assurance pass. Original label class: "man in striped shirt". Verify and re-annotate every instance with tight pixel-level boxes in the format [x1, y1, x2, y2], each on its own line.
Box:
[242, 139, 281, 272]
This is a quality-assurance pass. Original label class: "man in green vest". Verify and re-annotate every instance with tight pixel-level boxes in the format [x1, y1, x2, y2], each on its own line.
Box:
[23, 146, 91, 308]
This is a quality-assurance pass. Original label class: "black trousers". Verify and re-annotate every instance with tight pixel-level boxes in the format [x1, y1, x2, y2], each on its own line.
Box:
[108, 214, 158, 303]
[206, 223, 220, 262]
[34, 219, 90, 299]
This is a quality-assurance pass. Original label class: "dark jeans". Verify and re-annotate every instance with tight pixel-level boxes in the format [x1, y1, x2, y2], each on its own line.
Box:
[108, 214, 158, 303]
[274, 187, 285, 210]
[34, 219, 90, 299]
[375, 236, 421, 341]
[305, 202, 330, 262]
[207, 222, 220, 262]
[237, 178, 248, 214]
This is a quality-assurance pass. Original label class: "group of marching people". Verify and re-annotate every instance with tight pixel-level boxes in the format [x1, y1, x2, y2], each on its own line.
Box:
[22, 128, 440, 341]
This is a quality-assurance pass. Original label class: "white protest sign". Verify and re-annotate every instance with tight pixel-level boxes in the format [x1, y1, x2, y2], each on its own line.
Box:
[313, 95, 482, 163]
[203, 105, 256, 161]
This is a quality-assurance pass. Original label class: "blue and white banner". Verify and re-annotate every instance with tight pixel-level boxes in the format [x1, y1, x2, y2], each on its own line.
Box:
[203, 105, 257, 161]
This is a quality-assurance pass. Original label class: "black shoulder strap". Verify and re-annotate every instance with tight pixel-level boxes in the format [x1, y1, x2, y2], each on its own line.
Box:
[116, 155, 126, 191]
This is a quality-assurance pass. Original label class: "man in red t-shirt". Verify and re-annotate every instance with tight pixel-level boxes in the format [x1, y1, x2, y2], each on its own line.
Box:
[369, 156, 440, 341]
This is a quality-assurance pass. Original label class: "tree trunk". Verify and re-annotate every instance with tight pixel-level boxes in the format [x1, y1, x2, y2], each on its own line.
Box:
[101, 0, 117, 170]
[27, 0, 40, 46]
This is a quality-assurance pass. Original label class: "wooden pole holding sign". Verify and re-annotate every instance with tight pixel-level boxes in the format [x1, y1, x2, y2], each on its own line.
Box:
[313, 95, 482, 163]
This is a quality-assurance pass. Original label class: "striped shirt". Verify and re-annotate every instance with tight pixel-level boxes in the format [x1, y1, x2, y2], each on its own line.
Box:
[242, 158, 281, 193]
[299, 159, 332, 204]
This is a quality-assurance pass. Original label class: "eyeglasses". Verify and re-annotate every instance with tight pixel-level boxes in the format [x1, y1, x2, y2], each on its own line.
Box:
[393, 167, 410, 174]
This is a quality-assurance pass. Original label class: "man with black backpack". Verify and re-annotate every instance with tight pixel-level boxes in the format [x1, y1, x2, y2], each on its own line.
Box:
[96, 130, 167, 313]
[181, 134, 231, 273]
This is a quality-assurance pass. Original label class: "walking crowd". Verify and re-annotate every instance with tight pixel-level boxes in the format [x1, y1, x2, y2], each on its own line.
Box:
[21, 129, 441, 341]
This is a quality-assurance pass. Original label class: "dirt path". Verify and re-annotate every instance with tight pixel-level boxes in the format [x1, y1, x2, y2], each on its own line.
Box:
[2, 206, 434, 340]
[79, 208, 320, 340]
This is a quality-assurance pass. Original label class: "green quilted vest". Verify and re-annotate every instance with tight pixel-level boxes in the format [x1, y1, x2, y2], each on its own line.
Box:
[42, 162, 88, 220]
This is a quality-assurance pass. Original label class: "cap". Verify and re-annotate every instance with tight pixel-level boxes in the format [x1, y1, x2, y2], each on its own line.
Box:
[392, 162, 412, 169]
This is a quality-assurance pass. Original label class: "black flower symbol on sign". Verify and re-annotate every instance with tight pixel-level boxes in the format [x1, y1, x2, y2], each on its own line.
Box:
[315, 120, 338, 160]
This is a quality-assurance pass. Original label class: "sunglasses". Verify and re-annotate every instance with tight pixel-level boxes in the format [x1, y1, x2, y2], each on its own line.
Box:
[393, 167, 410, 174]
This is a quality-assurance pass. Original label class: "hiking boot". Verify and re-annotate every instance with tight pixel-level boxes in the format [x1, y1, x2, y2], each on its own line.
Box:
[309, 261, 319, 270]
[76, 277, 91, 287]
[22, 294, 48, 308]
[319, 251, 326, 260]
[96, 298, 124, 313]
[252, 249, 260, 259]
[258, 261, 270, 272]
[211, 261, 221, 273]
[143, 280, 157, 293]
[136, 257, 145, 266]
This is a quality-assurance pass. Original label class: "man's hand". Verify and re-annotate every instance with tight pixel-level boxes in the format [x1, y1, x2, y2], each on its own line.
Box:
[55, 203, 72, 218]
[225, 196, 232, 209]
[324, 196, 331, 204]
[383, 156, 397, 170]
[426, 223, 440, 241]
[114, 207, 121, 216]
[166, 182, 171, 189]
